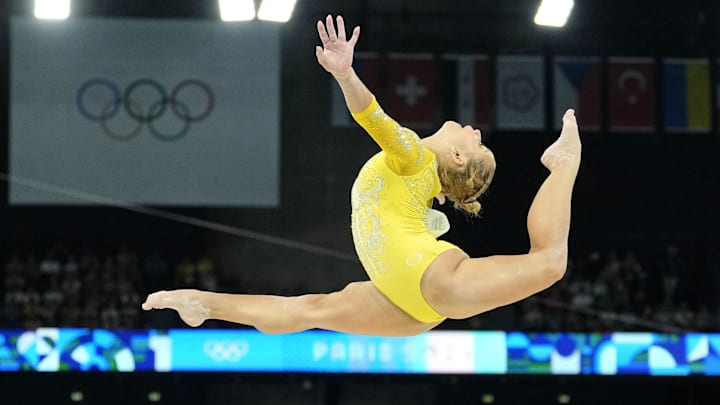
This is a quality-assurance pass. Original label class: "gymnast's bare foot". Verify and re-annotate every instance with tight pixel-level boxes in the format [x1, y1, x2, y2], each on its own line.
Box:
[142, 290, 210, 327]
[541, 109, 582, 171]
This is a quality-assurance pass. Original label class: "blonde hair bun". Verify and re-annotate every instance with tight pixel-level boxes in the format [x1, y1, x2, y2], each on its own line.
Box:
[456, 200, 481, 215]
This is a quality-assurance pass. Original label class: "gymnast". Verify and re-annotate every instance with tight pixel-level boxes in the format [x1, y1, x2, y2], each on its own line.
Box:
[142, 15, 582, 337]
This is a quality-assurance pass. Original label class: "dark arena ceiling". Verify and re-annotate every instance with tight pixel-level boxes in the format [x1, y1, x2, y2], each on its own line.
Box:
[3, 0, 719, 54]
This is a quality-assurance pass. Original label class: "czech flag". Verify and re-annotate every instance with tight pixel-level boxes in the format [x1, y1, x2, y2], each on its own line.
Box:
[553, 56, 601, 131]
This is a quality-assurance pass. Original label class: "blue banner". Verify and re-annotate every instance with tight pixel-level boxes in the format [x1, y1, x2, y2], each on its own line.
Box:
[1, 329, 719, 375]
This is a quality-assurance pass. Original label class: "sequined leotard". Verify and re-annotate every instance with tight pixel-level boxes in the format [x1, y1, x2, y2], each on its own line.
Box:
[350, 97, 459, 323]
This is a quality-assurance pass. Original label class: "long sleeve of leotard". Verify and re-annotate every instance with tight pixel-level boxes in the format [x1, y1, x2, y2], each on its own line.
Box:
[352, 97, 429, 176]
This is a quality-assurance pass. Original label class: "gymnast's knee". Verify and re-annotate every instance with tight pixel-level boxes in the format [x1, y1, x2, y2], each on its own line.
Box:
[537, 246, 568, 281]
[256, 295, 323, 334]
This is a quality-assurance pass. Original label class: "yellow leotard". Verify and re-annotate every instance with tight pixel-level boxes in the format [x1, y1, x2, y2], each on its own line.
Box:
[350, 97, 459, 323]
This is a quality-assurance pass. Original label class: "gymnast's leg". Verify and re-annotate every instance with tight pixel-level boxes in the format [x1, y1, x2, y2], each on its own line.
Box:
[531, 108, 582, 254]
[142, 289, 322, 332]
[142, 281, 438, 336]
[422, 109, 581, 318]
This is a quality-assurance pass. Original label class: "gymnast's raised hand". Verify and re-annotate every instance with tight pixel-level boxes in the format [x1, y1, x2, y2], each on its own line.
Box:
[143, 15, 581, 337]
[315, 14, 359, 78]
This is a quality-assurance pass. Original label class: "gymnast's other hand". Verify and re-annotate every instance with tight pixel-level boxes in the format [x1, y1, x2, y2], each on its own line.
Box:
[315, 14, 360, 78]
[142, 289, 210, 327]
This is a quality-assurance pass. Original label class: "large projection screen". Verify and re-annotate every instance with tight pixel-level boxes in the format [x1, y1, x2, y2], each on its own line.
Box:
[10, 17, 280, 206]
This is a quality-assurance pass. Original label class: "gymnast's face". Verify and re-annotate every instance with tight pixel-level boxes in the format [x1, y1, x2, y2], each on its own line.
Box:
[441, 121, 495, 168]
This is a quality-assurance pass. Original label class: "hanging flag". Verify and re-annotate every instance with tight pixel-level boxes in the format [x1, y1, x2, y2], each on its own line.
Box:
[10, 17, 281, 206]
[441, 54, 491, 129]
[717, 59, 720, 133]
[496, 55, 545, 130]
[662, 58, 711, 133]
[385, 53, 437, 128]
[608, 57, 656, 132]
[553, 56, 601, 131]
[330, 52, 383, 127]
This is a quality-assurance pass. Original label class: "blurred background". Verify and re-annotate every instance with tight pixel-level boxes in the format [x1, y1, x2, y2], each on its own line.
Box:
[0, 0, 719, 404]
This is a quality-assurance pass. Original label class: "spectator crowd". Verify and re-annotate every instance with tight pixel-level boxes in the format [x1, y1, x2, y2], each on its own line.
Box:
[1, 244, 219, 329]
[509, 243, 718, 332]
[1, 241, 717, 332]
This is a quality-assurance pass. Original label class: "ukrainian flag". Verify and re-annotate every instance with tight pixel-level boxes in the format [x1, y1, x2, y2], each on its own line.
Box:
[663, 58, 711, 132]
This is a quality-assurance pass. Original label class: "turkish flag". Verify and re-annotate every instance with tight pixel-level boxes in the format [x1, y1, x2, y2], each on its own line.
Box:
[608, 57, 656, 132]
[385, 54, 437, 128]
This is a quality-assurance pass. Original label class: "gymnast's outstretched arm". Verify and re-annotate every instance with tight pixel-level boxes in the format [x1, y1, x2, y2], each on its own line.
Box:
[315, 15, 370, 113]
[316, 15, 428, 175]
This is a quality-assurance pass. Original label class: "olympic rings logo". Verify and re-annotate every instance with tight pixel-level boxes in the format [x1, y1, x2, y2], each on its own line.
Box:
[76, 78, 214, 142]
[203, 340, 250, 363]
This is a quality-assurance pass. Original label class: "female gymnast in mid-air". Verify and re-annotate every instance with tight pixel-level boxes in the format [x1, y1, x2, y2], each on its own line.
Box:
[142, 15, 582, 337]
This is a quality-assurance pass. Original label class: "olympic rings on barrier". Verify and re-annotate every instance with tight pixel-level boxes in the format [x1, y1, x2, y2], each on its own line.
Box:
[203, 340, 250, 363]
[76, 78, 214, 142]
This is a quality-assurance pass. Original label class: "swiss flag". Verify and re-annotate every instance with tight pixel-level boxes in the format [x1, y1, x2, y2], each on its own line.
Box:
[608, 57, 656, 132]
[386, 53, 437, 128]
